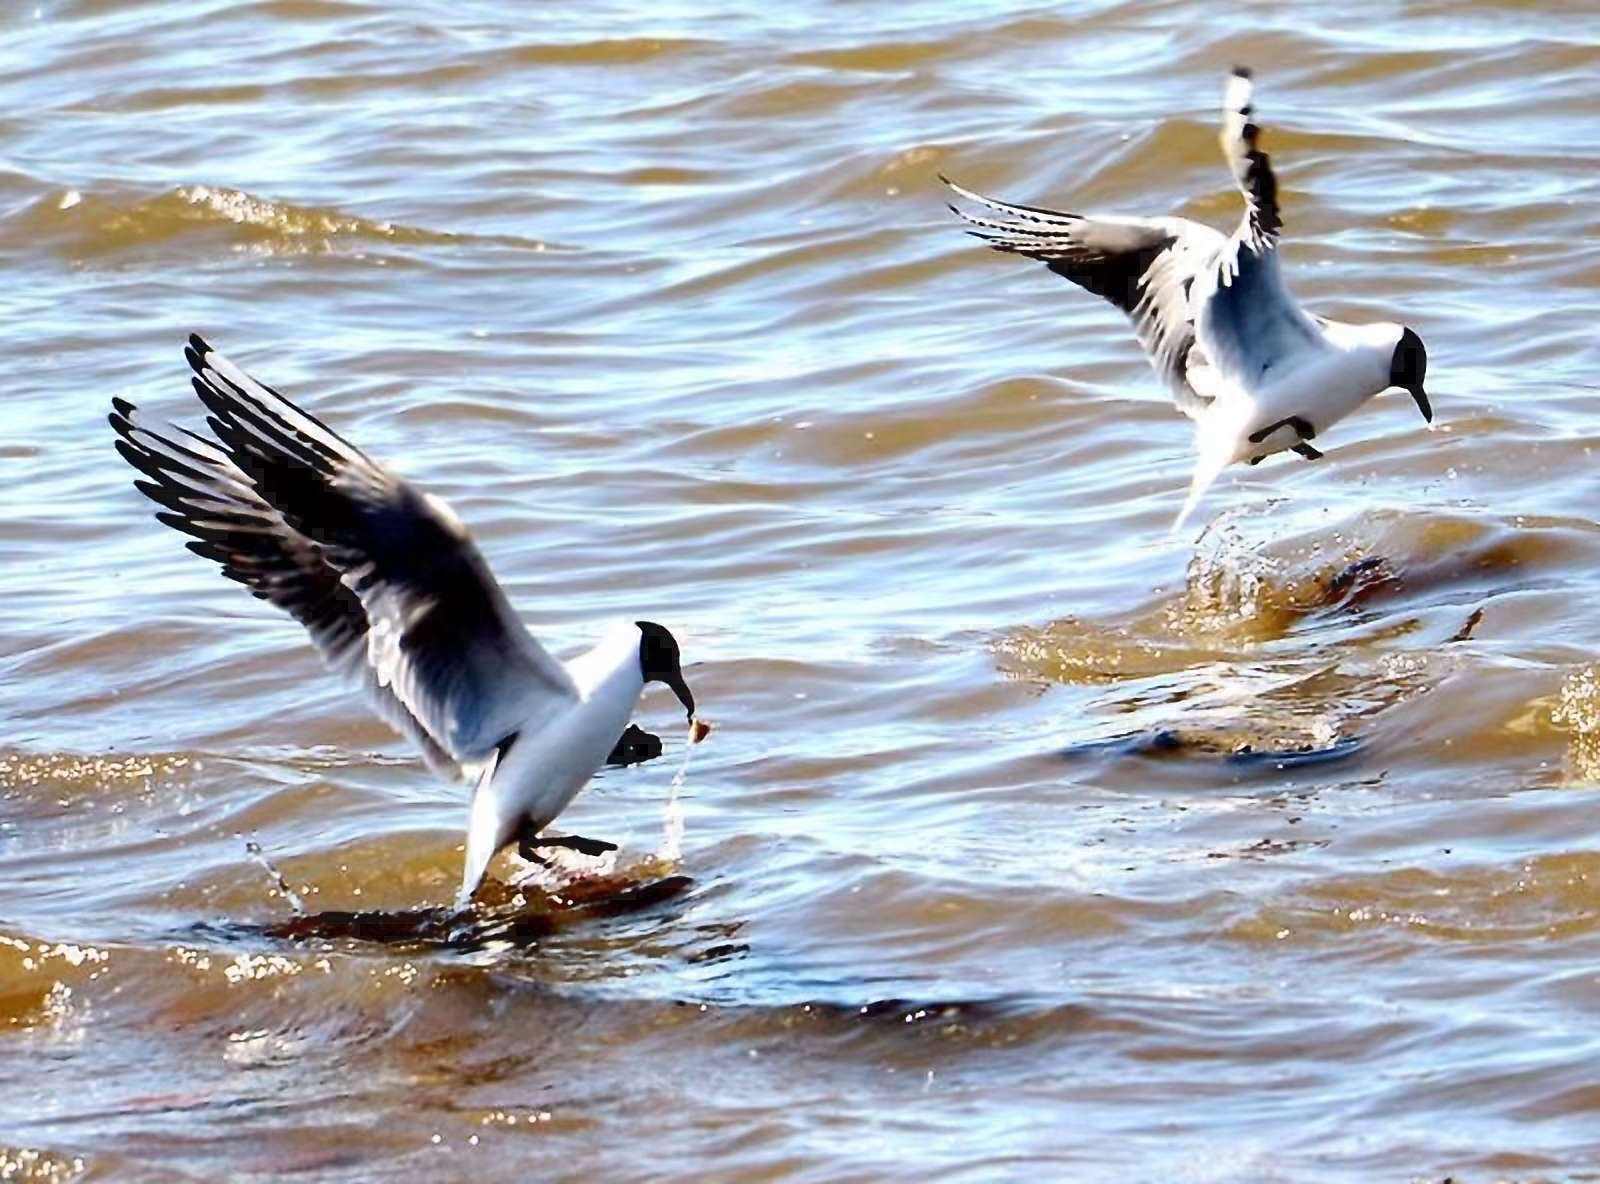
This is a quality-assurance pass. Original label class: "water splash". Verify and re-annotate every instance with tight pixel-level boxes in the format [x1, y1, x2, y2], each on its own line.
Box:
[654, 728, 699, 865]
[1553, 666, 1600, 784]
[242, 837, 306, 915]
[1178, 510, 1283, 631]
[497, 725, 700, 896]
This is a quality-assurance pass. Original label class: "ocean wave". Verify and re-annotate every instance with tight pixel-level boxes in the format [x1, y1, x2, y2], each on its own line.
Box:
[5, 184, 489, 260]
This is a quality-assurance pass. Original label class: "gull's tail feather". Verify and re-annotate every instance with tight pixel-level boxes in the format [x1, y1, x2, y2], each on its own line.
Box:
[456, 748, 506, 910]
[1172, 448, 1231, 537]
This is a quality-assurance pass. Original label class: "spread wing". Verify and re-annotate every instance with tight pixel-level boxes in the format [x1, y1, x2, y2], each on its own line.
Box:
[1219, 66, 1281, 251]
[1199, 68, 1321, 382]
[943, 175, 1228, 418]
[109, 335, 579, 777]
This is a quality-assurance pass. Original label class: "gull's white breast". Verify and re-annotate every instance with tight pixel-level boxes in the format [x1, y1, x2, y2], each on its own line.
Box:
[1197, 323, 1397, 464]
[498, 623, 646, 832]
[458, 623, 646, 900]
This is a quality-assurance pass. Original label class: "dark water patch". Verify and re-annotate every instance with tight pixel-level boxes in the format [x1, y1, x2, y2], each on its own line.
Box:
[196, 873, 697, 954]
[1067, 728, 1367, 769]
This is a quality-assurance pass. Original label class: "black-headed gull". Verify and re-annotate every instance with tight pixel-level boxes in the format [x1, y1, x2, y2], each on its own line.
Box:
[110, 336, 705, 908]
[944, 67, 1432, 531]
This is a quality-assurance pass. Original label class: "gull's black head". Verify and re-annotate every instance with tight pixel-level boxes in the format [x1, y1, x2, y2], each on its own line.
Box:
[636, 621, 694, 720]
[1389, 327, 1432, 423]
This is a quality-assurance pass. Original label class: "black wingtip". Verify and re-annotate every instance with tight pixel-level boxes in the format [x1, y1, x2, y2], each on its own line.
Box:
[964, 230, 1017, 255]
[185, 334, 213, 377]
[112, 438, 145, 469]
[1232, 65, 1253, 79]
[108, 416, 137, 453]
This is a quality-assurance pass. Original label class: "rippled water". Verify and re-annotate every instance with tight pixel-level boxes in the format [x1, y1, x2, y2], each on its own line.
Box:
[5, 1, 1600, 1180]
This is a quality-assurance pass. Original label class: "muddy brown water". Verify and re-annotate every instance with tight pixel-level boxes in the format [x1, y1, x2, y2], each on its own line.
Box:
[4, 2, 1600, 1180]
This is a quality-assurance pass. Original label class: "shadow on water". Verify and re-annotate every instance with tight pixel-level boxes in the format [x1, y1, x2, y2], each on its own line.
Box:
[183, 876, 1050, 1044]
[1064, 728, 1366, 768]
[1013, 512, 1526, 776]
[194, 871, 696, 953]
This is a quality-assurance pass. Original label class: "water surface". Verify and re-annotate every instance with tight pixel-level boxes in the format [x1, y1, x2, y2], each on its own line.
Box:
[4, 1, 1600, 1180]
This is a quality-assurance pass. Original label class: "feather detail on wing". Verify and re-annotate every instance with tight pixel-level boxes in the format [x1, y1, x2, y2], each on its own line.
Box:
[943, 175, 1227, 417]
[110, 335, 579, 775]
[1199, 69, 1322, 382]
[1219, 67, 1281, 253]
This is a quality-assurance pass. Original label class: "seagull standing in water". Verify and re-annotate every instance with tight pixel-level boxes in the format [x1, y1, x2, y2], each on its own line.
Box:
[944, 68, 1432, 531]
[110, 336, 705, 908]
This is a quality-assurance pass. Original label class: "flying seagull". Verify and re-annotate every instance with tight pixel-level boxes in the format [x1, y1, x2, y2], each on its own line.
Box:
[110, 336, 705, 908]
[943, 67, 1432, 531]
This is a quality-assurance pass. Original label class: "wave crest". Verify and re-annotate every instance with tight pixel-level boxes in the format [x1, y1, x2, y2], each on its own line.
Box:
[13, 184, 463, 259]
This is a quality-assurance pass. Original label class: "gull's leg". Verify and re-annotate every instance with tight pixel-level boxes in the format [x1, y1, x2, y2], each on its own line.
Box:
[516, 830, 550, 866]
[1248, 419, 1288, 444]
[1249, 415, 1317, 448]
[514, 818, 549, 864]
[1292, 442, 1324, 461]
[1248, 415, 1318, 445]
[517, 822, 618, 862]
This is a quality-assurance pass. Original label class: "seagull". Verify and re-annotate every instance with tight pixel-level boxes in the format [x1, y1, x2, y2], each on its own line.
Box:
[943, 67, 1432, 531]
[110, 335, 705, 909]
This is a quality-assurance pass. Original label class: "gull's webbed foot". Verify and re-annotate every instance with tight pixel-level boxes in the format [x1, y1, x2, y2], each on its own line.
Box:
[1292, 442, 1324, 461]
[514, 820, 549, 865]
[606, 723, 663, 767]
[517, 826, 619, 863]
